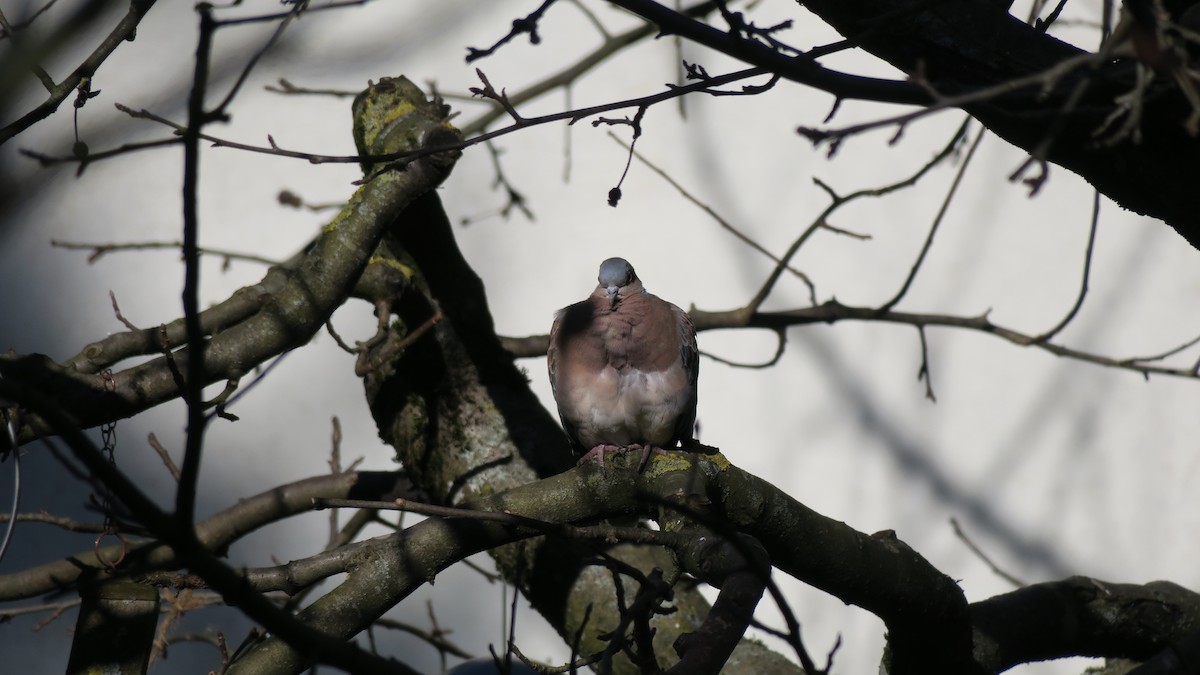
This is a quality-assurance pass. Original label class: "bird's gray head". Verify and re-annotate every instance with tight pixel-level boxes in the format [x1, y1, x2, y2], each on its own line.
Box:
[597, 257, 639, 308]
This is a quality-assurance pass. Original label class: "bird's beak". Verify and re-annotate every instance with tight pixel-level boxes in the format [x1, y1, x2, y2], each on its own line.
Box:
[606, 286, 619, 308]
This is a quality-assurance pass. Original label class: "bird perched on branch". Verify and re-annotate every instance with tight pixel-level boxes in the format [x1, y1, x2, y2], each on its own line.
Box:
[547, 257, 699, 470]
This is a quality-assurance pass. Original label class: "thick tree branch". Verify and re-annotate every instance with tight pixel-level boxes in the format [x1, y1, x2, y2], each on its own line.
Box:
[350, 189, 799, 674]
[971, 577, 1200, 672]
[211, 448, 1200, 675]
[604, 0, 928, 105]
[0, 76, 462, 444]
[608, 0, 1200, 245]
[0, 470, 414, 602]
[0, 380, 419, 675]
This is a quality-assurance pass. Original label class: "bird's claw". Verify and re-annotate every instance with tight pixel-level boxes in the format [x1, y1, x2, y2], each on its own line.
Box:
[627, 443, 667, 472]
[578, 443, 668, 473]
[578, 444, 621, 472]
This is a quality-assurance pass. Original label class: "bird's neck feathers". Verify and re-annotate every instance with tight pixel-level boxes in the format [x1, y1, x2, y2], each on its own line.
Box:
[592, 280, 646, 310]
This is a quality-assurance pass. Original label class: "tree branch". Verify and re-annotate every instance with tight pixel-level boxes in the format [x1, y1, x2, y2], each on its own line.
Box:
[609, 0, 1200, 244]
[0, 0, 159, 145]
[0, 76, 462, 443]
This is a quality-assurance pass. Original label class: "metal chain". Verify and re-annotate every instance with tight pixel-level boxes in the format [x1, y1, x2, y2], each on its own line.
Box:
[94, 368, 126, 569]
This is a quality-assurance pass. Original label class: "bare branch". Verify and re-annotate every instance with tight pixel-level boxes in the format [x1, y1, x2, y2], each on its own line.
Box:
[878, 124, 985, 313]
[147, 433, 181, 482]
[465, 0, 558, 63]
[950, 517, 1025, 588]
[0, 0, 159, 145]
[609, 131, 815, 295]
[52, 238, 280, 266]
[916, 326, 936, 402]
[1032, 190, 1101, 344]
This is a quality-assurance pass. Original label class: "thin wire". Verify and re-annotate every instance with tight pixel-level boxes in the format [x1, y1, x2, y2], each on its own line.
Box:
[0, 399, 20, 567]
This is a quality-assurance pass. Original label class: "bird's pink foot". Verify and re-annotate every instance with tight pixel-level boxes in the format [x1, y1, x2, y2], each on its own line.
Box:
[578, 444, 621, 471]
[629, 443, 668, 472]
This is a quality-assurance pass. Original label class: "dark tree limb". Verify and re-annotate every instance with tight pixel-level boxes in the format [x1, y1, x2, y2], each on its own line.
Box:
[190, 448, 1200, 675]
[971, 577, 1200, 673]
[607, 0, 1200, 246]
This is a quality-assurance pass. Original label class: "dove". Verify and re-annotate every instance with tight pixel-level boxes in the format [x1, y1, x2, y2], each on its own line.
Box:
[547, 257, 698, 469]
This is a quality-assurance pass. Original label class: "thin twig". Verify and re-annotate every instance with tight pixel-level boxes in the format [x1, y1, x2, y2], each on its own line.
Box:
[699, 329, 787, 369]
[44, 64, 770, 173]
[950, 517, 1025, 588]
[505, 292, 1200, 384]
[746, 117, 972, 315]
[795, 50, 1097, 151]
[1125, 333, 1200, 366]
[609, 131, 815, 295]
[327, 417, 343, 548]
[373, 617, 473, 660]
[148, 432, 182, 482]
[0, 0, 61, 38]
[1032, 190, 1100, 344]
[265, 78, 358, 98]
[459, 0, 723, 139]
[108, 290, 139, 331]
[52, 238, 279, 266]
[878, 123, 986, 312]
[0, 510, 113, 533]
[916, 326, 936, 402]
[210, 1, 306, 115]
[324, 320, 359, 355]
[465, 0, 558, 62]
[0, 0, 159, 145]
[0, 598, 81, 623]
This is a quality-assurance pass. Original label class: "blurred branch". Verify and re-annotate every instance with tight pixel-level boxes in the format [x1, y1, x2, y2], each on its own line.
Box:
[0, 0, 159, 145]
[373, 616, 473, 660]
[0, 510, 114, 534]
[0, 0, 62, 38]
[950, 517, 1025, 588]
[51, 238, 280, 266]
